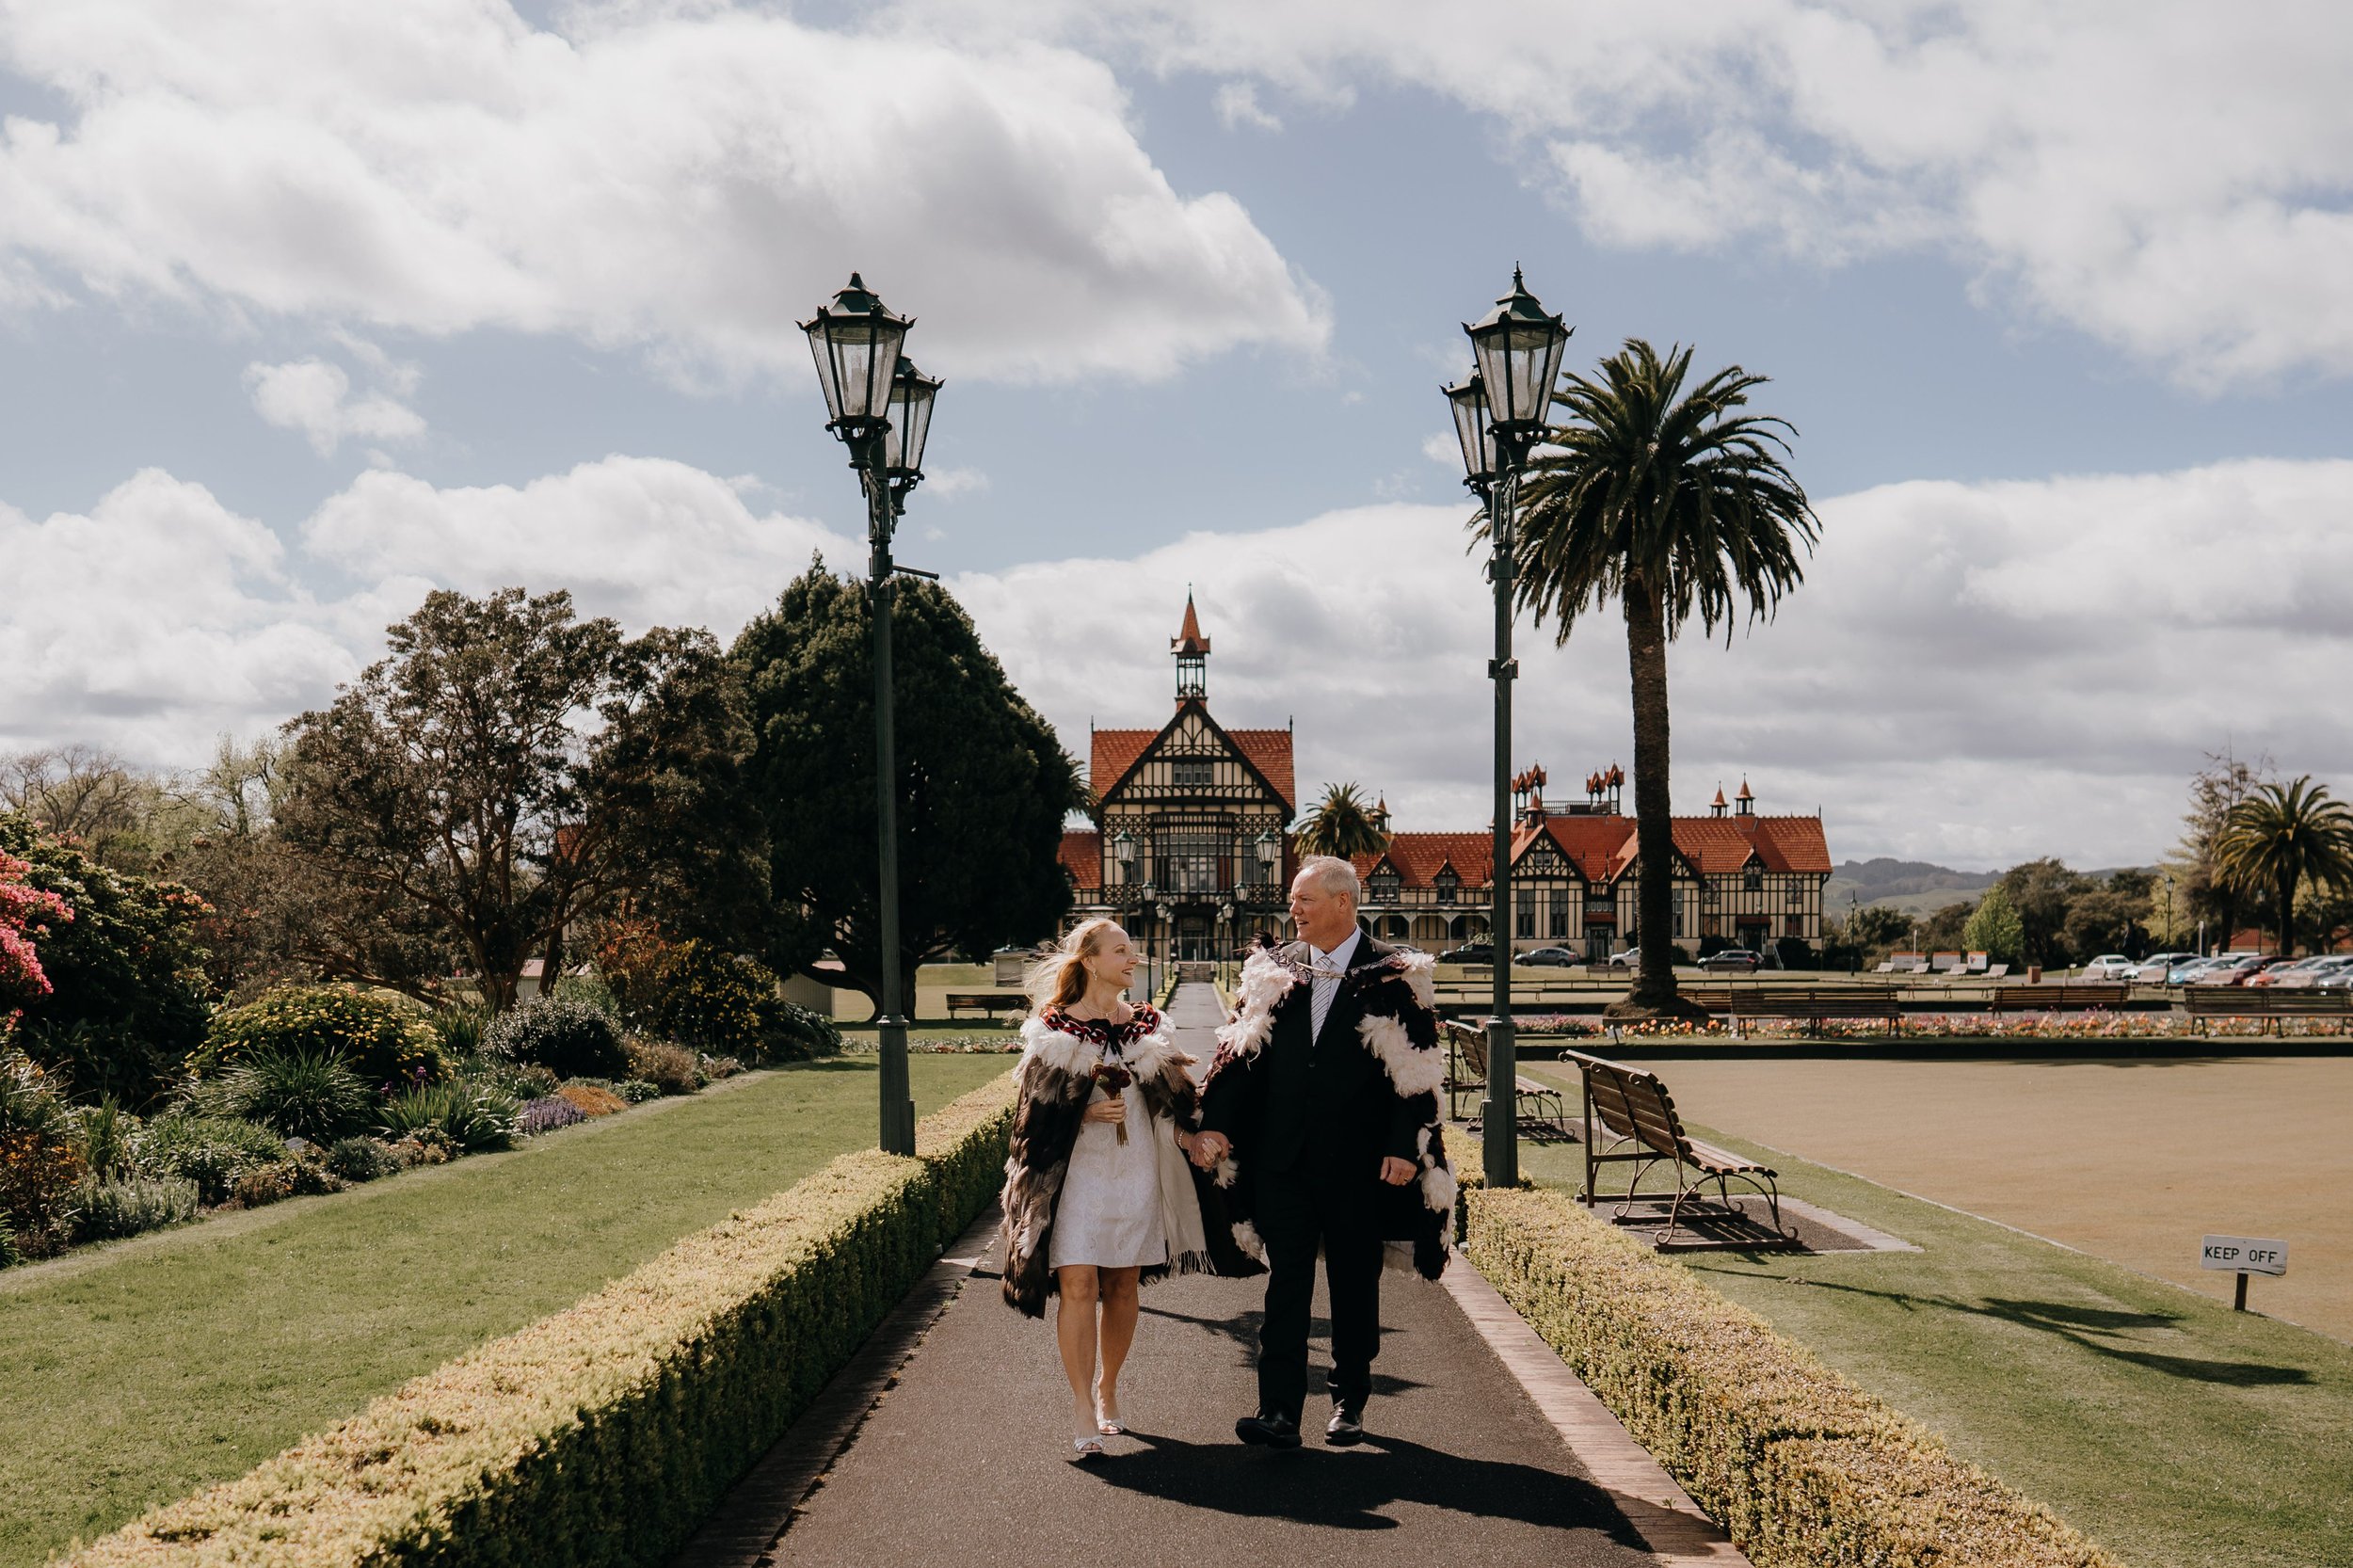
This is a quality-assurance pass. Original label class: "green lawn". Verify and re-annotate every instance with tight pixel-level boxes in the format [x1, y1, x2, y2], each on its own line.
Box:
[0, 1056, 1011, 1568]
[1517, 1064, 2353, 1568]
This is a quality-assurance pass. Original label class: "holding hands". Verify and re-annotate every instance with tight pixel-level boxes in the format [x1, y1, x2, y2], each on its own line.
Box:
[1186, 1130, 1229, 1170]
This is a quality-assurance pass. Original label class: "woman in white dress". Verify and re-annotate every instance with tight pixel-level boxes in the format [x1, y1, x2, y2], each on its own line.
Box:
[998, 919, 1221, 1458]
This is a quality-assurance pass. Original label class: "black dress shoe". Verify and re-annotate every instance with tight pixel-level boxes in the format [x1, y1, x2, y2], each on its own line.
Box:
[1235, 1412, 1303, 1448]
[1325, 1402, 1366, 1446]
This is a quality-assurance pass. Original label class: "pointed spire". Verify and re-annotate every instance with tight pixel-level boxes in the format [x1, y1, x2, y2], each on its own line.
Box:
[1172, 591, 1211, 655]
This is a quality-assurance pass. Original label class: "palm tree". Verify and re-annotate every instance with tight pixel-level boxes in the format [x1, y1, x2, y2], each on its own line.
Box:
[1503, 340, 1818, 1015]
[1295, 782, 1389, 863]
[2214, 776, 2353, 953]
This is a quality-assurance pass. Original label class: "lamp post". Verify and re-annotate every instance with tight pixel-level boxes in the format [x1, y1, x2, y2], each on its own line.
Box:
[1445, 268, 1571, 1191]
[802, 273, 939, 1157]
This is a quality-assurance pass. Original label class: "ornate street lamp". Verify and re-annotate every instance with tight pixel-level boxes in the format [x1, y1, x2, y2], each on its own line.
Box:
[1446, 267, 1571, 1190]
[1112, 828, 1136, 887]
[801, 273, 939, 1157]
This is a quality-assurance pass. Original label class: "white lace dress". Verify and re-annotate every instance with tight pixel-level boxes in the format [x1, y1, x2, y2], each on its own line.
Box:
[1046, 1016, 1170, 1271]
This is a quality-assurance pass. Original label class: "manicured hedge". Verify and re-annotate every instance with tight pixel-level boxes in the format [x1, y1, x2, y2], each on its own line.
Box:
[1464, 1185, 2121, 1568]
[65, 1068, 1019, 1568]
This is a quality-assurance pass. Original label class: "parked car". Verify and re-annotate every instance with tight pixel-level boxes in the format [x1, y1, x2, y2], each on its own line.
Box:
[1605, 949, 1638, 968]
[2078, 954, 2140, 981]
[2132, 952, 2198, 983]
[1437, 942, 1494, 965]
[2318, 961, 2353, 990]
[2167, 955, 2231, 984]
[1698, 948, 1763, 973]
[1518, 946, 1579, 968]
[2191, 954, 2277, 985]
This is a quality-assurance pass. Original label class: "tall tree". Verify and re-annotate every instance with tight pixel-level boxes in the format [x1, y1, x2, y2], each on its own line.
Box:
[2165, 748, 2269, 949]
[1295, 782, 1389, 862]
[734, 565, 1080, 1008]
[278, 589, 766, 1011]
[2214, 776, 2353, 953]
[1505, 340, 1818, 1015]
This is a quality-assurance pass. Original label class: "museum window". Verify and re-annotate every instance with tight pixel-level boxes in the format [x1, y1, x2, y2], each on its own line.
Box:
[1170, 758, 1212, 787]
[1161, 830, 1224, 893]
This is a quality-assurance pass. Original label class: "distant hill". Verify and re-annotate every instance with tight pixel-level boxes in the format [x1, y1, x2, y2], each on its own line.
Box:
[1823, 857, 1994, 918]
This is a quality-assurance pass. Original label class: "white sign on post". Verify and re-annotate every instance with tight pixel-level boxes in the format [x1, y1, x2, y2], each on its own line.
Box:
[2201, 1236, 2288, 1276]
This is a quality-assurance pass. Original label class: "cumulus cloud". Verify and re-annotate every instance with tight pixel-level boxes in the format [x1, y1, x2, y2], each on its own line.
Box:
[914, 0, 2353, 386]
[1212, 82, 1282, 133]
[8, 452, 2351, 866]
[245, 359, 425, 456]
[0, 0, 1326, 385]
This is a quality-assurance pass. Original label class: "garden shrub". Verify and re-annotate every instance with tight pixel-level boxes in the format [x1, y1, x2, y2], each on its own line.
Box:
[131, 1110, 287, 1206]
[518, 1096, 586, 1137]
[379, 1080, 519, 1153]
[324, 1136, 398, 1183]
[67, 1098, 140, 1180]
[386, 1135, 451, 1169]
[0, 1214, 15, 1268]
[1, 816, 212, 1108]
[218, 1047, 373, 1143]
[429, 1005, 489, 1058]
[625, 1037, 704, 1096]
[63, 1070, 1018, 1568]
[0, 1048, 86, 1249]
[229, 1161, 297, 1208]
[604, 929, 840, 1063]
[483, 996, 629, 1080]
[555, 1081, 628, 1117]
[1464, 1185, 2121, 1568]
[196, 984, 448, 1089]
[73, 1175, 200, 1242]
[458, 1055, 559, 1102]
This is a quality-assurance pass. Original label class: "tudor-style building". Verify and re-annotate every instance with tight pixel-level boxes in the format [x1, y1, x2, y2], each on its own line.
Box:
[1059, 596, 1297, 961]
[1058, 601, 1833, 962]
[1353, 765, 1833, 960]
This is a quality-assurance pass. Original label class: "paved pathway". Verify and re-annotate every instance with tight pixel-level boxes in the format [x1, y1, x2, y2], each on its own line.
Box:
[676, 984, 1739, 1568]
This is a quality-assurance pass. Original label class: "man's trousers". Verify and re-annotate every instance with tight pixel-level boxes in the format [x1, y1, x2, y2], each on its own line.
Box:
[1253, 1171, 1385, 1423]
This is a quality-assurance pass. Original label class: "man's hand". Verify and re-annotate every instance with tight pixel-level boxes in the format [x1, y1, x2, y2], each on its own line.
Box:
[1190, 1130, 1230, 1170]
[1379, 1157, 1417, 1186]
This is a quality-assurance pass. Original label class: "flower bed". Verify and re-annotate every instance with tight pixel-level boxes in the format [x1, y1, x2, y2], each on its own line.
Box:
[1464, 1184, 2120, 1568]
[1513, 1009, 2353, 1041]
[62, 1068, 1019, 1568]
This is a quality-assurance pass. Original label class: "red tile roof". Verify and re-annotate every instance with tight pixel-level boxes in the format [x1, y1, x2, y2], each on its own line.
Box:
[1358, 812, 1829, 888]
[1059, 830, 1102, 891]
[1088, 721, 1295, 813]
[1090, 730, 1155, 800]
[1226, 728, 1295, 811]
[1356, 832, 1497, 889]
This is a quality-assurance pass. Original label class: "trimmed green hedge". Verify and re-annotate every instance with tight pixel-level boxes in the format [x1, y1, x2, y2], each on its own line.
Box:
[64, 1068, 1018, 1568]
[1465, 1185, 2121, 1568]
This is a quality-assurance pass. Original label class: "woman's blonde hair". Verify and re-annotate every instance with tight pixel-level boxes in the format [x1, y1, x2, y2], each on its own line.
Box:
[1027, 918, 1125, 1015]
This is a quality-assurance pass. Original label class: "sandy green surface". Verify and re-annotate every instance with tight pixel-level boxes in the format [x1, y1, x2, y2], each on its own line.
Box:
[1520, 1059, 2353, 1568]
[0, 1056, 1010, 1568]
[1529, 1054, 2351, 1340]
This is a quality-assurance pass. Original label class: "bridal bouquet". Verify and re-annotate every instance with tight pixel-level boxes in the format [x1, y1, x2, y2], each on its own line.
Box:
[1091, 1063, 1134, 1144]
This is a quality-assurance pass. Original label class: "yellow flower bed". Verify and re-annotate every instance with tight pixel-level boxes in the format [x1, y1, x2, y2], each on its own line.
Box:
[64, 1070, 1019, 1568]
[1465, 1185, 2121, 1568]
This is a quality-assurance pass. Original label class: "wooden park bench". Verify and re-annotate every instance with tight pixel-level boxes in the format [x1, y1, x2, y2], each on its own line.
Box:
[943, 991, 1030, 1021]
[1559, 1049, 1795, 1250]
[2182, 988, 2353, 1034]
[1987, 984, 2129, 1012]
[1440, 1019, 1571, 1136]
[1683, 987, 1904, 1036]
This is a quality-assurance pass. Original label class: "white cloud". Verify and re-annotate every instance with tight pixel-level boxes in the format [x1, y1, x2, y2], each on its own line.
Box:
[245, 358, 425, 456]
[8, 452, 2352, 867]
[921, 466, 991, 499]
[1212, 82, 1282, 133]
[1420, 432, 1459, 467]
[0, 0, 1327, 386]
[916, 1, 2353, 386]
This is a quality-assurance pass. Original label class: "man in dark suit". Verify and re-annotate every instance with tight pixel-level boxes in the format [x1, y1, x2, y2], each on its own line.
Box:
[1193, 855, 1443, 1449]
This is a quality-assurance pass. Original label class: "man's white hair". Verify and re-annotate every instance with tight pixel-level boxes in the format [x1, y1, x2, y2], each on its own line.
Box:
[1294, 855, 1360, 905]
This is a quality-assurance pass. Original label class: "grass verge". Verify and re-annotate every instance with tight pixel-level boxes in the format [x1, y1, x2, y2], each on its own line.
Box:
[0, 1055, 1007, 1568]
[1512, 1066, 2353, 1568]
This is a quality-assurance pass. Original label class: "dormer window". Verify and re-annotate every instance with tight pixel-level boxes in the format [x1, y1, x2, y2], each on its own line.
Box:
[1744, 865, 1763, 892]
[1369, 870, 1401, 903]
[1434, 869, 1461, 902]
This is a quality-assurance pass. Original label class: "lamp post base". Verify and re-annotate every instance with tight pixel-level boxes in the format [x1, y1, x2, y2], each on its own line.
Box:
[1481, 1016, 1517, 1188]
[875, 1014, 916, 1155]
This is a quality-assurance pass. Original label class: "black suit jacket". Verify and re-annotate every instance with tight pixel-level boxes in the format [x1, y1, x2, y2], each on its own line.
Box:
[1202, 930, 1426, 1231]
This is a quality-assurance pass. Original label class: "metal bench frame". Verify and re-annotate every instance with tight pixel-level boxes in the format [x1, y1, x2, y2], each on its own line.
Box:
[1441, 1019, 1571, 1135]
[942, 991, 1030, 1021]
[2182, 988, 2353, 1035]
[1560, 1048, 1795, 1251]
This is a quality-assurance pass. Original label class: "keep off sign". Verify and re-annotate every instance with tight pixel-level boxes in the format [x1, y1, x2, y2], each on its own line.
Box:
[2201, 1236, 2289, 1276]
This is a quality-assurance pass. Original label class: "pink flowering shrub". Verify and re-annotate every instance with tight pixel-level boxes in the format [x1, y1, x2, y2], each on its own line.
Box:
[0, 851, 73, 1032]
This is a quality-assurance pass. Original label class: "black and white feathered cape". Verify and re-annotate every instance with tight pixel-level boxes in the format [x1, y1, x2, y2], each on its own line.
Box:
[996, 1006, 1260, 1319]
[1201, 939, 1458, 1279]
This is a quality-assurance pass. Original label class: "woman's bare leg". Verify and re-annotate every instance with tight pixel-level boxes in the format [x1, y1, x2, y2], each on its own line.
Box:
[1096, 1266, 1141, 1420]
[1056, 1265, 1101, 1436]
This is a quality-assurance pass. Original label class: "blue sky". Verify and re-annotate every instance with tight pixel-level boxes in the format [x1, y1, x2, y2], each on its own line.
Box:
[2, 2, 2349, 868]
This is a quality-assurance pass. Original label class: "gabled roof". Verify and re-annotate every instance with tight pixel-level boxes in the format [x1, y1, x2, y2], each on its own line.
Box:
[1355, 812, 1829, 891]
[1090, 712, 1294, 813]
[1353, 832, 1497, 889]
[1059, 829, 1101, 892]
